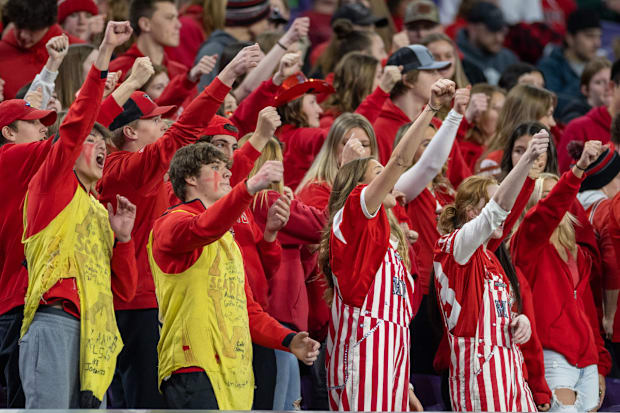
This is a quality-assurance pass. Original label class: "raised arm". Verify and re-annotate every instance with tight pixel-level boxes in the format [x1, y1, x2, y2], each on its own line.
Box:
[395, 88, 469, 202]
[452, 131, 550, 264]
[364, 79, 455, 215]
[355, 65, 401, 124]
[26, 35, 69, 109]
[233, 18, 309, 102]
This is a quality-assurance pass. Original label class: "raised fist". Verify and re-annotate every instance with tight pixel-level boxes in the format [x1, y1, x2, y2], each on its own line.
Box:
[102, 21, 133, 48]
[255, 106, 282, 138]
[127, 56, 155, 89]
[246, 160, 284, 195]
[189, 54, 217, 83]
[464, 92, 488, 122]
[429, 79, 456, 109]
[46, 34, 69, 62]
[379, 65, 403, 94]
[453, 87, 471, 116]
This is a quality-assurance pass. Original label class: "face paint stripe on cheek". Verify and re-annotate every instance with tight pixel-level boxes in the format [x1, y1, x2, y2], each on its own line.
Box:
[212, 170, 221, 193]
[83, 143, 95, 168]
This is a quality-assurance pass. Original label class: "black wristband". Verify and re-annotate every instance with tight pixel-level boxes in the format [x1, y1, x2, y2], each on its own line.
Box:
[277, 41, 288, 51]
[282, 332, 296, 348]
[574, 163, 587, 171]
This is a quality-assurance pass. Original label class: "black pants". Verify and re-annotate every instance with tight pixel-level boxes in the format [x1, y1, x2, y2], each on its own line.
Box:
[252, 343, 276, 409]
[0, 307, 25, 408]
[411, 295, 442, 375]
[107, 308, 166, 408]
[162, 372, 219, 409]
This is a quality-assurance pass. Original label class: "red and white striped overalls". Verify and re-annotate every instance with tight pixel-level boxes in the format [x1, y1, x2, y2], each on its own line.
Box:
[326, 246, 415, 411]
[443, 268, 536, 412]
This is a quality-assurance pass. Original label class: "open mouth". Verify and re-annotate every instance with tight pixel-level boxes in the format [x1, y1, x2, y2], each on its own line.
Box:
[95, 153, 105, 168]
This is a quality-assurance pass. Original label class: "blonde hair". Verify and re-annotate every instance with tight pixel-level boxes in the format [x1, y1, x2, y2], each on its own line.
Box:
[487, 84, 556, 153]
[238, 134, 284, 208]
[319, 158, 410, 304]
[325, 52, 379, 114]
[297, 113, 378, 193]
[438, 175, 497, 234]
[513, 173, 578, 262]
[55, 44, 97, 110]
[421, 33, 469, 89]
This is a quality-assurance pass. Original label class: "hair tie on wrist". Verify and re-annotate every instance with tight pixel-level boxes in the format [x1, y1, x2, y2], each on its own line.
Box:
[277, 41, 288, 51]
[427, 102, 440, 112]
[574, 163, 587, 171]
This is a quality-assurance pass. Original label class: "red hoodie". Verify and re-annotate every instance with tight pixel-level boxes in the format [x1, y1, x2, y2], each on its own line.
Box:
[557, 106, 611, 172]
[97, 77, 230, 310]
[0, 25, 83, 99]
[109, 43, 196, 109]
[608, 191, 620, 342]
[511, 170, 611, 375]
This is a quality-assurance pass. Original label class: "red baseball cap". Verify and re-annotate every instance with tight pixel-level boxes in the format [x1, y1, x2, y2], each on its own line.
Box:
[202, 115, 239, 139]
[0, 99, 57, 130]
[274, 72, 334, 107]
[109, 92, 177, 130]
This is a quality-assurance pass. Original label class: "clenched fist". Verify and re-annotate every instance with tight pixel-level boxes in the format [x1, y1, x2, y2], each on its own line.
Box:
[246, 161, 284, 195]
[255, 106, 282, 138]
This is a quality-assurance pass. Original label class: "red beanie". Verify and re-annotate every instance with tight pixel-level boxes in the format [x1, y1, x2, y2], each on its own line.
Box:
[202, 115, 239, 139]
[58, 0, 99, 24]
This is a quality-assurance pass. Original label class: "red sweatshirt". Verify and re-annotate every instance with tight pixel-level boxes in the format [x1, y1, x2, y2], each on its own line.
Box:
[24, 66, 138, 317]
[318, 86, 390, 129]
[97, 77, 230, 310]
[511, 170, 611, 375]
[109, 43, 196, 109]
[588, 199, 620, 291]
[150, 183, 295, 349]
[233, 208, 282, 310]
[296, 181, 332, 340]
[0, 25, 83, 99]
[557, 106, 611, 172]
[229, 79, 279, 138]
[373, 99, 411, 165]
[278, 125, 328, 191]
[608, 191, 620, 342]
[251, 190, 327, 331]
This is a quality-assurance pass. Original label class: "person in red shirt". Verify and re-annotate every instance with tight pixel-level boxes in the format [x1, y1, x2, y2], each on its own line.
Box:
[58, 0, 104, 42]
[0, 0, 84, 100]
[19, 21, 138, 408]
[110, 0, 217, 108]
[511, 140, 612, 411]
[373, 45, 449, 165]
[98, 44, 261, 408]
[321, 79, 455, 412]
[433, 129, 550, 411]
[556, 59, 620, 172]
[150, 143, 320, 409]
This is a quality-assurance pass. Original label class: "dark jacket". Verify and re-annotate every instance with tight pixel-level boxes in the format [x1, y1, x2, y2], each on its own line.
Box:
[538, 45, 582, 114]
[195, 30, 239, 92]
[455, 29, 518, 85]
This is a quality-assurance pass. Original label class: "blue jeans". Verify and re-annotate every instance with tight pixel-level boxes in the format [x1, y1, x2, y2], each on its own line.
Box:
[543, 349, 599, 412]
[273, 349, 301, 410]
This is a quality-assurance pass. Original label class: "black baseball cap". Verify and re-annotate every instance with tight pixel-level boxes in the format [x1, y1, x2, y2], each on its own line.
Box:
[331, 3, 388, 28]
[387, 45, 450, 73]
[467, 1, 507, 33]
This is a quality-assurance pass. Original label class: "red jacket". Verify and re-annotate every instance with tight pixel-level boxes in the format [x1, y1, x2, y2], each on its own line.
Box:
[233, 208, 282, 310]
[229, 79, 279, 138]
[150, 184, 295, 350]
[109, 43, 196, 109]
[557, 106, 611, 172]
[588, 198, 620, 291]
[97, 77, 230, 310]
[296, 181, 332, 340]
[24, 66, 138, 317]
[318, 86, 390, 129]
[278, 125, 328, 191]
[0, 25, 83, 99]
[511, 170, 612, 375]
[251, 190, 326, 331]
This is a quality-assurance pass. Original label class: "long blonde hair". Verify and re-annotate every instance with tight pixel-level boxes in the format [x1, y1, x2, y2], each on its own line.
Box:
[296, 113, 378, 193]
[487, 84, 556, 153]
[238, 134, 284, 208]
[319, 158, 410, 304]
[513, 173, 578, 262]
[421, 33, 469, 89]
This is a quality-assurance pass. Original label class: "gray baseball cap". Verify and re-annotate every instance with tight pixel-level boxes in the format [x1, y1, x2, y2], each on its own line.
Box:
[386, 45, 450, 73]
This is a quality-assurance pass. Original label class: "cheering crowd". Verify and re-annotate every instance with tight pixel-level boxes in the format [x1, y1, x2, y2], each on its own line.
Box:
[0, 0, 620, 411]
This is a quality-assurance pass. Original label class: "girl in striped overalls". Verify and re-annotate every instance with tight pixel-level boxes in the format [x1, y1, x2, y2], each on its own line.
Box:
[319, 79, 456, 411]
[432, 130, 550, 411]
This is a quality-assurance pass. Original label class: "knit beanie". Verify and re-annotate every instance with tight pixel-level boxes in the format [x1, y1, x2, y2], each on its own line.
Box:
[226, 0, 270, 27]
[566, 8, 600, 35]
[58, 0, 99, 24]
[568, 141, 620, 191]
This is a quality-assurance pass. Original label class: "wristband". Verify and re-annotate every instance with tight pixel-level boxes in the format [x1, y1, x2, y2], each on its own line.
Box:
[277, 41, 288, 51]
[574, 163, 587, 171]
[427, 102, 440, 112]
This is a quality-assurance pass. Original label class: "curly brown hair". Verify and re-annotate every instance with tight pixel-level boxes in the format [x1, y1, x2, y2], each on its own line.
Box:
[169, 142, 232, 201]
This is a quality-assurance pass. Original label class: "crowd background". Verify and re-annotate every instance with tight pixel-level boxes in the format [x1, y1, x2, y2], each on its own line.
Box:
[1, 0, 620, 410]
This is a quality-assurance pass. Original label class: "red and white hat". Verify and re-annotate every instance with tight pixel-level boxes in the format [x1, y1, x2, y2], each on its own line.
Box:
[57, 0, 99, 24]
[0, 99, 57, 130]
[109, 91, 177, 130]
[274, 72, 334, 107]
